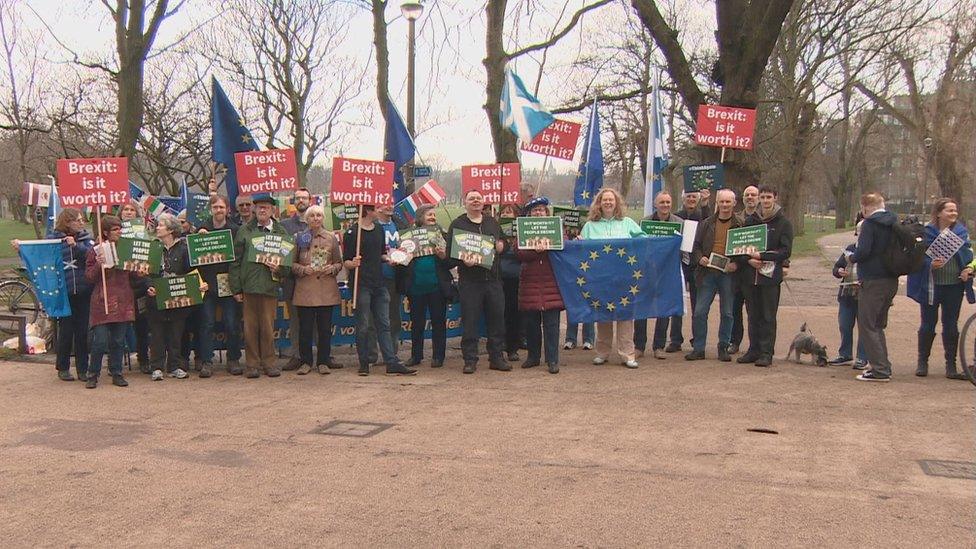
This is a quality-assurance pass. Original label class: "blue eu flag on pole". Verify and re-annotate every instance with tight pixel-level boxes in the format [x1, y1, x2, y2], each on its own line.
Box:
[18, 239, 71, 318]
[211, 76, 259, 208]
[384, 99, 416, 203]
[499, 65, 555, 143]
[574, 100, 604, 207]
[549, 237, 684, 323]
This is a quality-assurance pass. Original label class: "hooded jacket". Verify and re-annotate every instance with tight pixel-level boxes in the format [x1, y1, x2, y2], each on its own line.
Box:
[850, 210, 898, 280]
[737, 204, 794, 286]
[47, 228, 95, 296]
[907, 222, 974, 305]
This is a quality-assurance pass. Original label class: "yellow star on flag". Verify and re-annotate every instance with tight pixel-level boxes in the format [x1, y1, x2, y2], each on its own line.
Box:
[579, 261, 590, 272]
[241, 134, 251, 144]
[629, 285, 640, 295]
[616, 248, 627, 257]
[582, 291, 591, 299]
[576, 276, 586, 286]
[238, 117, 246, 126]
[393, 182, 400, 189]
[602, 244, 613, 254]
[591, 300, 601, 309]
[620, 296, 630, 307]
[606, 302, 616, 311]
[632, 270, 643, 280]
[626, 255, 637, 265]
[581, 190, 591, 200]
[588, 250, 600, 260]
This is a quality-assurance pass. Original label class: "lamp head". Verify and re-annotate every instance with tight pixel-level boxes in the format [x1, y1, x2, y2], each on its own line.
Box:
[401, 1, 424, 20]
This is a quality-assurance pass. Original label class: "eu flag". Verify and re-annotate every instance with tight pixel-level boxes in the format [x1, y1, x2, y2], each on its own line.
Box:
[384, 99, 416, 203]
[574, 100, 604, 207]
[18, 239, 71, 318]
[550, 236, 683, 323]
[212, 76, 259, 207]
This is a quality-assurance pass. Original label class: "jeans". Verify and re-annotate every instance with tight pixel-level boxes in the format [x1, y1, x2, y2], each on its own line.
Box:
[458, 278, 505, 365]
[919, 282, 965, 351]
[199, 292, 242, 363]
[635, 316, 683, 351]
[692, 271, 735, 352]
[837, 297, 866, 361]
[525, 309, 560, 365]
[355, 285, 400, 368]
[365, 278, 402, 361]
[742, 284, 781, 359]
[858, 278, 898, 377]
[407, 290, 447, 362]
[565, 321, 594, 345]
[89, 322, 127, 378]
[297, 305, 335, 365]
[56, 292, 91, 374]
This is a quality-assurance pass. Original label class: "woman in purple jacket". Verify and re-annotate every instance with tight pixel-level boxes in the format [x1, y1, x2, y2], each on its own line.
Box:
[516, 197, 565, 374]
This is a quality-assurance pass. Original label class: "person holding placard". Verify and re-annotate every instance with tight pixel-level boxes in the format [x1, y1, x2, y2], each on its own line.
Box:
[635, 191, 685, 359]
[280, 188, 311, 371]
[447, 190, 509, 374]
[517, 197, 564, 374]
[45, 209, 95, 382]
[293, 205, 343, 375]
[145, 213, 197, 381]
[498, 203, 524, 362]
[729, 185, 759, 355]
[581, 187, 645, 369]
[196, 195, 242, 377]
[118, 201, 152, 372]
[907, 198, 974, 379]
[373, 203, 403, 355]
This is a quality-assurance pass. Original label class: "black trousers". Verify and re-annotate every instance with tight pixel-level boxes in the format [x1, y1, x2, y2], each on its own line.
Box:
[407, 291, 447, 362]
[56, 292, 91, 374]
[502, 277, 521, 354]
[297, 305, 335, 366]
[134, 309, 150, 363]
[148, 309, 188, 373]
[742, 284, 781, 359]
[458, 278, 505, 365]
[731, 288, 746, 348]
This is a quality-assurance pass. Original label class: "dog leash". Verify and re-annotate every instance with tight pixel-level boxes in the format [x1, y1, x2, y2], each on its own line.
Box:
[781, 278, 816, 339]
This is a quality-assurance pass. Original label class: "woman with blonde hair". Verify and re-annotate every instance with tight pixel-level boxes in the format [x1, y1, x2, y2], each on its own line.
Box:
[580, 187, 645, 368]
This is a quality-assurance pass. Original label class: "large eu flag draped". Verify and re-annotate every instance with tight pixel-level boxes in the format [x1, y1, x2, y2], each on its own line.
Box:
[211, 76, 259, 208]
[550, 236, 684, 323]
[18, 240, 71, 318]
[384, 99, 416, 203]
[573, 100, 603, 207]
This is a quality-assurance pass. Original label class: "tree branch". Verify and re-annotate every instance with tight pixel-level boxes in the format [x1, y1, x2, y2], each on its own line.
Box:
[507, 0, 613, 60]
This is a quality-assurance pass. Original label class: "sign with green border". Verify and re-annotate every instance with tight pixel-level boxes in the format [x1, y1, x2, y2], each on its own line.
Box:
[450, 229, 495, 268]
[114, 237, 162, 275]
[516, 216, 564, 250]
[398, 227, 444, 258]
[245, 233, 295, 268]
[120, 219, 148, 239]
[726, 225, 768, 256]
[187, 229, 235, 266]
[552, 206, 586, 229]
[641, 220, 683, 237]
[152, 272, 203, 309]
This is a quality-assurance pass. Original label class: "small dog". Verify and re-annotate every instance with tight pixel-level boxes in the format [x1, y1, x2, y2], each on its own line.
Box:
[785, 323, 828, 367]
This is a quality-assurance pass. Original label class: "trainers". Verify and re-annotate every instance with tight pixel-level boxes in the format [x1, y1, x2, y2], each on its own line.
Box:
[296, 363, 313, 375]
[266, 367, 282, 378]
[326, 359, 344, 369]
[625, 359, 639, 369]
[684, 350, 705, 361]
[507, 352, 520, 362]
[151, 369, 164, 381]
[827, 356, 853, 365]
[582, 342, 593, 350]
[563, 341, 575, 350]
[592, 356, 607, 365]
[111, 374, 128, 387]
[315, 364, 331, 375]
[169, 368, 188, 379]
[462, 362, 476, 374]
[547, 363, 559, 374]
[489, 361, 512, 372]
[653, 349, 666, 360]
[199, 362, 213, 378]
[726, 343, 739, 354]
[737, 351, 760, 364]
[57, 370, 75, 382]
[85, 376, 97, 389]
[227, 360, 243, 375]
[386, 363, 418, 376]
[358, 364, 370, 376]
[245, 367, 260, 379]
[856, 370, 890, 382]
[665, 343, 682, 353]
[852, 360, 867, 370]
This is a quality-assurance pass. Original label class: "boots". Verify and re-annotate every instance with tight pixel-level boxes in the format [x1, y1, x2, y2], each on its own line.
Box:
[915, 331, 935, 377]
[944, 332, 967, 380]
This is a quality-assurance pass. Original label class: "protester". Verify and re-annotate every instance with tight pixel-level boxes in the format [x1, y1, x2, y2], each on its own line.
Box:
[635, 191, 684, 359]
[498, 203, 523, 362]
[293, 204, 343, 375]
[230, 194, 290, 378]
[581, 187, 645, 368]
[447, 190, 509, 374]
[396, 204, 453, 368]
[735, 186, 793, 367]
[196, 195, 242, 377]
[374, 203, 403, 354]
[849, 192, 899, 382]
[343, 205, 415, 376]
[235, 195, 253, 226]
[85, 215, 145, 388]
[146, 213, 198, 381]
[280, 187, 311, 371]
[678, 190, 704, 345]
[46, 208, 94, 381]
[177, 211, 203, 369]
[517, 197, 564, 374]
[907, 198, 974, 379]
[830, 219, 868, 369]
[730, 184, 759, 354]
[118, 202, 151, 371]
[685, 188, 740, 362]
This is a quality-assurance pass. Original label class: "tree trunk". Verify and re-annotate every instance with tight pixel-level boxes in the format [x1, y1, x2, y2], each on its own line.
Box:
[780, 101, 815, 235]
[371, 0, 390, 124]
[930, 143, 963, 203]
[484, 0, 518, 163]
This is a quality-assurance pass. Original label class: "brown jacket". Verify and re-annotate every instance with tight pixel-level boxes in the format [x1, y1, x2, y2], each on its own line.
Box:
[292, 228, 343, 307]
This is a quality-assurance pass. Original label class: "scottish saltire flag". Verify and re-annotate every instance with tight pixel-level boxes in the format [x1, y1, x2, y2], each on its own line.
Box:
[573, 100, 604, 207]
[550, 237, 683, 323]
[644, 76, 670, 217]
[212, 76, 259, 207]
[384, 100, 416, 203]
[18, 239, 71, 318]
[500, 65, 555, 143]
[179, 180, 189, 214]
[46, 180, 59, 233]
[394, 179, 446, 224]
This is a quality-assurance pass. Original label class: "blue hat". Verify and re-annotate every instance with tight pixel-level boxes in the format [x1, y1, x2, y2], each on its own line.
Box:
[522, 196, 551, 216]
[251, 193, 275, 205]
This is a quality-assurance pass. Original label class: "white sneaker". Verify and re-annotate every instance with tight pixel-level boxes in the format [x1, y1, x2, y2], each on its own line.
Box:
[563, 341, 575, 350]
[582, 342, 593, 350]
[592, 356, 606, 365]
[151, 369, 163, 381]
[169, 368, 188, 379]
[625, 359, 639, 369]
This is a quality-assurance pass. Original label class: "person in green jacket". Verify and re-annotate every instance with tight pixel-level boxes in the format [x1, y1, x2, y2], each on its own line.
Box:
[229, 194, 293, 378]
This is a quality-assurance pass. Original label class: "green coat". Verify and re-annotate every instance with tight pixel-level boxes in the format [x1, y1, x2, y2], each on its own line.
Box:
[229, 218, 293, 296]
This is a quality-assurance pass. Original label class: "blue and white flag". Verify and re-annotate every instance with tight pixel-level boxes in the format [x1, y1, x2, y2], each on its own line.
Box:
[46, 178, 59, 234]
[18, 239, 71, 318]
[573, 100, 603, 207]
[644, 75, 670, 217]
[179, 179, 189, 214]
[128, 181, 145, 202]
[499, 65, 555, 143]
[384, 99, 416, 203]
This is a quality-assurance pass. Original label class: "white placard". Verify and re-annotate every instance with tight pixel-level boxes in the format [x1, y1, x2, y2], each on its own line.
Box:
[681, 220, 698, 253]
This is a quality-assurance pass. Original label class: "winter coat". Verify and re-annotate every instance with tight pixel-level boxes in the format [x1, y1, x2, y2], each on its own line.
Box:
[229, 218, 293, 297]
[850, 210, 898, 280]
[516, 249, 564, 311]
[148, 238, 193, 318]
[196, 218, 239, 294]
[292, 228, 343, 307]
[85, 247, 146, 327]
[907, 222, 974, 305]
[736, 204, 794, 287]
[690, 213, 742, 285]
[832, 243, 859, 302]
[47, 228, 95, 296]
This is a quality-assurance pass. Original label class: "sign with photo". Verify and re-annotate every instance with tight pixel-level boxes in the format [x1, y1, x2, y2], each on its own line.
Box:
[516, 216, 564, 250]
[552, 206, 586, 229]
[682, 163, 725, 193]
[398, 227, 444, 258]
[450, 229, 495, 269]
[120, 219, 148, 239]
[725, 225, 768, 256]
[114, 237, 162, 275]
[499, 217, 515, 237]
[187, 229, 236, 266]
[640, 220, 683, 237]
[245, 233, 295, 268]
[330, 203, 361, 231]
[152, 272, 204, 310]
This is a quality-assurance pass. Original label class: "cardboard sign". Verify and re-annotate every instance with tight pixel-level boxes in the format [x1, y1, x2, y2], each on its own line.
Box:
[330, 157, 395, 206]
[694, 105, 757, 150]
[553, 206, 586, 230]
[153, 273, 204, 310]
[187, 230, 236, 266]
[641, 220, 683, 237]
[516, 216, 564, 250]
[460, 163, 520, 204]
[398, 227, 444, 258]
[245, 233, 296, 268]
[120, 219, 148, 239]
[450, 229, 495, 268]
[234, 148, 299, 195]
[114, 237, 162, 275]
[499, 217, 515, 237]
[683, 163, 725, 193]
[185, 193, 213, 228]
[56, 157, 129, 207]
[726, 225, 768, 256]
[330, 203, 361, 231]
[520, 119, 581, 161]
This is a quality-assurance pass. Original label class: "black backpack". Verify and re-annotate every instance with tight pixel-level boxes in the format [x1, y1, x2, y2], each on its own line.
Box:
[882, 216, 926, 276]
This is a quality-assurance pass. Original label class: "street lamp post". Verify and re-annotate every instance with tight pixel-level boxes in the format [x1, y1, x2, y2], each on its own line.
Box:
[401, 1, 424, 195]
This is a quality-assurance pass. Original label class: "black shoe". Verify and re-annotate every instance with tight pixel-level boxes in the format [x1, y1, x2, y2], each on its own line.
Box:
[85, 376, 97, 389]
[547, 363, 559, 374]
[521, 359, 540, 369]
[358, 364, 370, 376]
[507, 352, 520, 362]
[326, 360, 344, 369]
[754, 355, 772, 367]
[737, 351, 760, 364]
[665, 343, 682, 353]
[828, 356, 853, 366]
[684, 350, 705, 361]
[111, 374, 128, 387]
[228, 360, 244, 375]
[77, 371, 88, 382]
[138, 359, 151, 375]
[282, 357, 301, 371]
[718, 346, 732, 362]
[726, 343, 739, 355]
[430, 360, 443, 368]
[852, 360, 867, 370]
[58, 369, 75, 382]
[462, 362, 476, 374]
[386, 363, 418, 376]
[199, 362, 213, 378]
[489, 361, 512, 372]
[856, 370, 890, 382]
[404, 358, 422, 368]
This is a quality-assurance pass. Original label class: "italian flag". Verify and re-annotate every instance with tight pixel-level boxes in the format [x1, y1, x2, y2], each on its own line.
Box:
[141, 195, 168, 218]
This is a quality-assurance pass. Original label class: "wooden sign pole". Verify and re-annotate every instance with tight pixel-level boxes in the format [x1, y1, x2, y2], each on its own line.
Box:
[96, 208, 109, 315]
[351, 204, 364, 310]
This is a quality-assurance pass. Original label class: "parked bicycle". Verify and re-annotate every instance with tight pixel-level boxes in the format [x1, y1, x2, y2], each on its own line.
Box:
[959, 310, 976, 386]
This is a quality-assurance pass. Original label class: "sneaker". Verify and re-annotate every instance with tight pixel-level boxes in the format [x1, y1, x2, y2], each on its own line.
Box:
[507, 352, 520, 362]
[737, 351, 760, 364]
[625, 359, 639, 369]
[297, 364, 313, 375]
[85, 376, 97, 389]
[169, 368, 188, 379]
[326, 359, 344, 369]
[856, 370, 890, 382]
[151, 369, 164, 381]
[592, 356, 607, 365]
[282, 357, 301, 371]
[315, 364, 331, 375]
[111, 374, 128, 387]
[664, 343, 682, 353]
[852, 360, 867, 370]
[358, 364, 370, 376]
[386, 363, 418, 376]
[684, 350, 705, 361]
[57, 370, 75, 382]
[266, 367, 282, 378]
[582, 342, 593, 350]
[726, 343, 739, 355]
[227, 360, 244, 375]
[547, 363, 559, 374]
[563, 341, 575, 350]
[489, 361, 512, 372]
[244, 367, 260, 379]
[652, 349, 666, 360]
[827, 356, 853, 366]
[199, 362, 213, 378]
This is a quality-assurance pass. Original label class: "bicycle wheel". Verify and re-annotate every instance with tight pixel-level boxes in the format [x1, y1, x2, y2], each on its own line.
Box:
[0, 279, 41, 325]
[960, 312, 976, 387]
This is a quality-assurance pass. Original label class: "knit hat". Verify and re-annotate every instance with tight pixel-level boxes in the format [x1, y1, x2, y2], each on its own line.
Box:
[522, 196, 551, 216]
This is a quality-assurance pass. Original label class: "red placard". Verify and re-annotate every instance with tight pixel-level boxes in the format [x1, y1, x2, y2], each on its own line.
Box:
[330, 157, 395, 206]
[520, 119, 582, 161]
[461, 163, 521, 204]
[56, 157, 129, 207]
[694, 105, 757, 150]
[234, 148, 299, 195]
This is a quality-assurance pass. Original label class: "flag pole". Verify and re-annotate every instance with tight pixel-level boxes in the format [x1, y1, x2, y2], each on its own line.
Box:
[535, 154, 550, 198]
[351, 204, 363, 310]
[96, 207, 109, 315]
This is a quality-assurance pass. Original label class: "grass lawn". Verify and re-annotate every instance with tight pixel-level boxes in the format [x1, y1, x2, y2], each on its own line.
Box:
[792, 214, 851, 257]
[0, 219, 44, 259]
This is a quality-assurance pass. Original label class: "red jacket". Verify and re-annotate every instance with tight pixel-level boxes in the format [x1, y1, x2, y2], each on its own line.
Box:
[516, 249, 564, 311]
[85, 248, 144, 328]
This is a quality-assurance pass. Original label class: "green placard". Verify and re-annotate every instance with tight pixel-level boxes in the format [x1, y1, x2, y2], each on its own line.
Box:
[516, 216, 564, 250]
[726, 225, 768, 256]
[499, 217, 515, 237]
[245, 233, 295, 268]
[120, 219, 148, 239]
[450, 229, 495, 268]
[187, 229, 236, 266]
[641, 220, 683, 237]
[398, 227, 444, 257]
[152, 272, 204, 310]
[330, 203, 361, 230]
[114, 237, 162, 275]
[552, 206, 586, 229]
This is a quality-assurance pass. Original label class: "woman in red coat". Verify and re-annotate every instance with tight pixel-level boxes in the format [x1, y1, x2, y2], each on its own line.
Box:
[517, 197, 565, 374]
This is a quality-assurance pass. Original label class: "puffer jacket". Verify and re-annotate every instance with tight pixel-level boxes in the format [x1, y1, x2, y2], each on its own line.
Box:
[907, 222, 973, 305]
[516, 249, 564, 311]
[85, 248, 147, 327]
[47, 228, 95, 295]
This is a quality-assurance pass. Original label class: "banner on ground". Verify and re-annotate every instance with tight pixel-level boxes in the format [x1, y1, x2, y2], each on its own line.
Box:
[694, 105, 757, 150]
[330, 157, 395, 206]
[234, 148, 298, 196]
[725, 225, 768, 255]
[245, 233, 295, 268]
[56, 157, 129, 207]
[682, 163, 725, 193]
[516, 216, 564, 250]
[461, 163, 520, 204]
[114, 237, 162, 275]
[520, 119, 581, 161]
[153, 272, 204, 309]
[641, 220, 683, 237]
[450, 229, 495, 268]
[187, 229, 235, 266]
